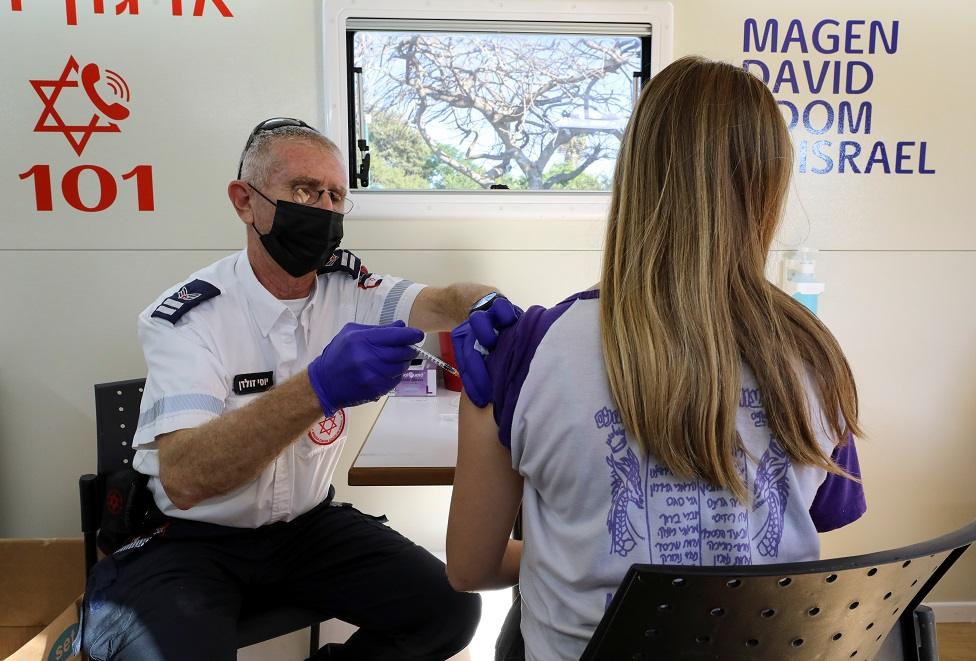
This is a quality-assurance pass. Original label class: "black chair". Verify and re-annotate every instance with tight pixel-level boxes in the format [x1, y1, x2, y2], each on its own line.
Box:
[497, 519, 975, 661]
[79, 378, 326, 656]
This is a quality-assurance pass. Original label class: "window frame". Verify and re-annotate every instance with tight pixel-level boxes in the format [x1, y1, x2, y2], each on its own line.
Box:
[321, 0, 674, 222]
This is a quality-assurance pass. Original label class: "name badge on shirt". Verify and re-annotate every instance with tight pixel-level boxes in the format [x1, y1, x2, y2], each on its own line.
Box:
[233, 371, 274, 395]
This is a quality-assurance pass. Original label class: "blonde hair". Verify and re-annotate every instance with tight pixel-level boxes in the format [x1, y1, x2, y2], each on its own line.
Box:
[599, 56, 860, 500]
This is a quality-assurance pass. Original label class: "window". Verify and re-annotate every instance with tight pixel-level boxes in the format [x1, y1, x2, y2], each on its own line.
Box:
[321, 2, 673, 222]
[347, 23, 649, 192]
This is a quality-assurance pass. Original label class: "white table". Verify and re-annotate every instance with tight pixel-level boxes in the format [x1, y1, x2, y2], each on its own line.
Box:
[348, 390, 461, 486]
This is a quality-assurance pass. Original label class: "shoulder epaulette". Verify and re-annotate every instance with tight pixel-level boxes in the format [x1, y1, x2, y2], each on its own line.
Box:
[317, 250, 362, 279]
[150, 279, 221, 324]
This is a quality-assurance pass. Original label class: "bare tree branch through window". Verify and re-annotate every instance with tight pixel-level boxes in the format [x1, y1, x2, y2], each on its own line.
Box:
[353, 31, 642, 191]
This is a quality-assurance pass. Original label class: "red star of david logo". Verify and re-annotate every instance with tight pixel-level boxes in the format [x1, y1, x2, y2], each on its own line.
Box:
[307, 409, 346, 445]
[30, 56, 128, 156]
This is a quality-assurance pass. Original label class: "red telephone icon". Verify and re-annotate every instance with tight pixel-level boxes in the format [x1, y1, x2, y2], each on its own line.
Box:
[81, 63, 130, 122]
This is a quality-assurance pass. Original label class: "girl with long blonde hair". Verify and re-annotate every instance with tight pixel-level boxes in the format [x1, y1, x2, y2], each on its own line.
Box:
[447, 56, 866, 661]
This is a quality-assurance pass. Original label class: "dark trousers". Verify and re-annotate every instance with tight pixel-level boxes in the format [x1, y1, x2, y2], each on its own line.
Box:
[495, 595, 525, 661]
[81, 499, 481, 660]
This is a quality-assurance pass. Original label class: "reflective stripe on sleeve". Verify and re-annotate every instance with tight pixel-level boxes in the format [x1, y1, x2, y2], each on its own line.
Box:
[378, 280, 414, 325]
[137, 393, 224, 429]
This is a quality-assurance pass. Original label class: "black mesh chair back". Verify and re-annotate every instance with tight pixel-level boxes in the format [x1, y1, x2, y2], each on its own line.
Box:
[79, 379, 146, 571]
[80, 378, 326, 652]
[579, 519, 975, 660]
[93, 378, 144, 474]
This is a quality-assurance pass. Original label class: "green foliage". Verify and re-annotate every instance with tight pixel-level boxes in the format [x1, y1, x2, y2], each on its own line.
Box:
[543, 136, 612, 190]
[368, 112, 488, 190]
[365, 112, 609, 191]
[544, 161, 611, 190]
[366, 112, 432, 190]
[431, 167, 483, 190]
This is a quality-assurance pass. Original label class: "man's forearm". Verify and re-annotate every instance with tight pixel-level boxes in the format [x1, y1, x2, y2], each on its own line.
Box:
[158, 371, 322, 509]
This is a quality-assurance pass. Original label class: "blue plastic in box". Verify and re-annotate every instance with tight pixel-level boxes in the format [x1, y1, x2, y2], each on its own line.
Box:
[391, 358, 438, 396]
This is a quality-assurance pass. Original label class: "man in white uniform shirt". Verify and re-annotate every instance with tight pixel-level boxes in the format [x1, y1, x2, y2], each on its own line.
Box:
[80, 118, 510, 661]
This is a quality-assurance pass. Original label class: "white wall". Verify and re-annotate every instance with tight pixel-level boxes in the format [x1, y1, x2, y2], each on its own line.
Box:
[0, 0, 973, 630]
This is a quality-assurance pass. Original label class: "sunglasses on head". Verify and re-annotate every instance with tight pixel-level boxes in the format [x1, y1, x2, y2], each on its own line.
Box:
[237, 117, 317, 179]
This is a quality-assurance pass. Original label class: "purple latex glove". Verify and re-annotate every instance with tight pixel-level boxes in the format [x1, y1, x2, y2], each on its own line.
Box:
[308, 321, 424, 417]
[450, 297, 521, 407]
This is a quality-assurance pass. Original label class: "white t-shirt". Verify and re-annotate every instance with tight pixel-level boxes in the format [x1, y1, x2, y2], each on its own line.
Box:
[485, 290, 866, 661]
[132, 250, 425, 528]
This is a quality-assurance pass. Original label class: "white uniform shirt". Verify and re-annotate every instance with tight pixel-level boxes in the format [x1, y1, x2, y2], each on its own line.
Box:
[132, 250, 425, 528]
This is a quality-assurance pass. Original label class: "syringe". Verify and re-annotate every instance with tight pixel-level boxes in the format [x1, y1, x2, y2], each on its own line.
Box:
[412, 345, 460, 377]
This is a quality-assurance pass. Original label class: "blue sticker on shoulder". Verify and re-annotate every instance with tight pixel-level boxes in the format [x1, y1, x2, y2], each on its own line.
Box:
[150, 279, 220, 324]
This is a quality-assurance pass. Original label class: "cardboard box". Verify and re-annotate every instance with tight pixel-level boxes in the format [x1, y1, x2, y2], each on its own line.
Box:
[2, 597, 81, 661]
[0, 539, 85, 661]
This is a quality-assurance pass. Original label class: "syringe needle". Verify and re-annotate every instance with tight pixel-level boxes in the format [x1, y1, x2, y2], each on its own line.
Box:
[411, 345, 460, 377]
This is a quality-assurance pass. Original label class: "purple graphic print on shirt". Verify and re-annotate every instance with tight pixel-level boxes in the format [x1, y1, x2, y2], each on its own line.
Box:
[596, 404, 756, 567]
[597, 407, 646, 557]
[741, 386, 768, 427]
[752, 439, 790, 557]
[697, 447, 753, 566]
[604, 423, 645, 556]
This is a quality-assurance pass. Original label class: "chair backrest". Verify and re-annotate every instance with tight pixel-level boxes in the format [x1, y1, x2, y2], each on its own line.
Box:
[580, 519, 976, 661]
[80, 379, 147, 567]
[93, 378, 145, 473]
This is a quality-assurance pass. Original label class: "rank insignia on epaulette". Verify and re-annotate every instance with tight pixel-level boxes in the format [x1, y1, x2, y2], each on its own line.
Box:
[150, 279, 221, 324]
[318, 250, 362, 279]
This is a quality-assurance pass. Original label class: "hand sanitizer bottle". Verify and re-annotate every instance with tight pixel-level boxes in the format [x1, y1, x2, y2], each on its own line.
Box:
[785, 247, 825, 315]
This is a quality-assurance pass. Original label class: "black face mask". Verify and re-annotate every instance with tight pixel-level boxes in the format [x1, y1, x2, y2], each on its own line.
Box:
[253, 199, 344, 277]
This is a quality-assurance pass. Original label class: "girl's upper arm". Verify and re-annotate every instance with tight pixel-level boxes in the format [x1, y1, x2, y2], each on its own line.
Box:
[446, 393, 523, 591]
